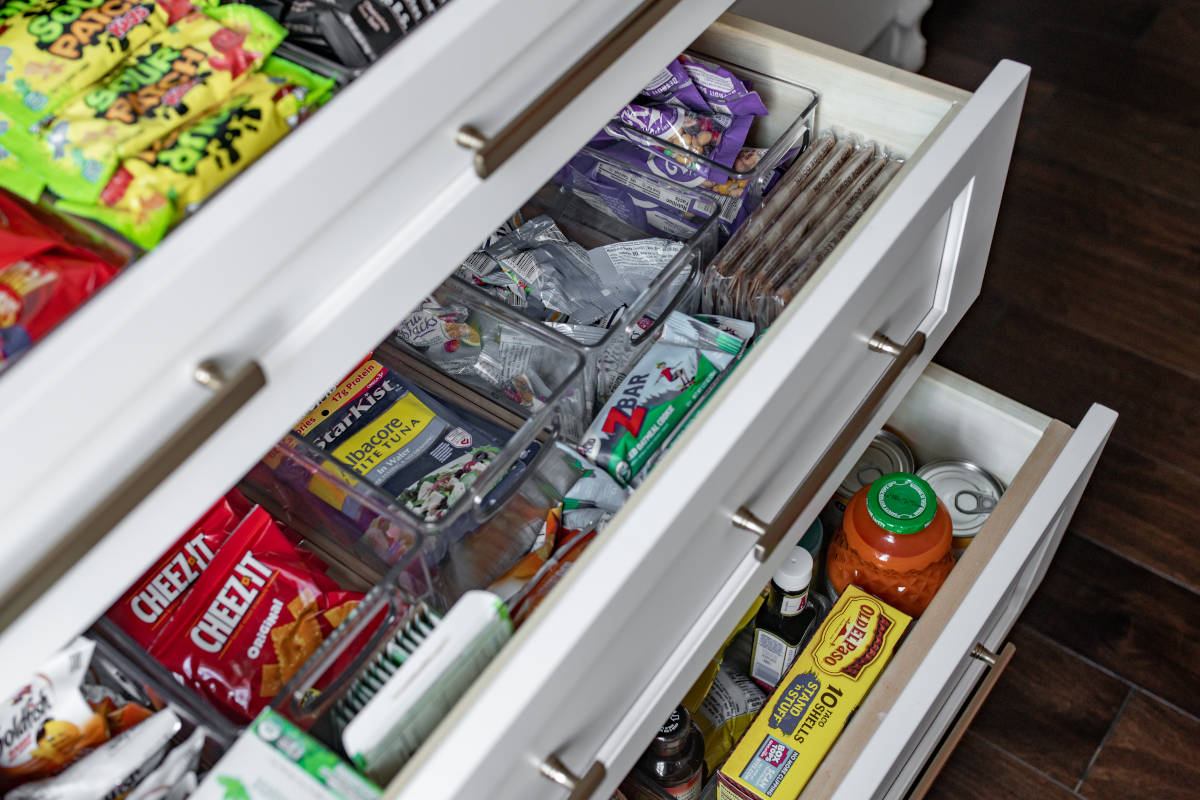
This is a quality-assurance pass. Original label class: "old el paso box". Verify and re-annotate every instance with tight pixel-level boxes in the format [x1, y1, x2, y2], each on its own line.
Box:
[717, 586, 912, 800]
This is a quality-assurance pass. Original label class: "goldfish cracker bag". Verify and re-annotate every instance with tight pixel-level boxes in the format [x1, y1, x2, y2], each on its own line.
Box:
[18, 3, 286, 204]
[148, 506, 362, 724]
[58, 55, 332, 247]
[0, 0, 184, 131]
[0, 638, 110, 788]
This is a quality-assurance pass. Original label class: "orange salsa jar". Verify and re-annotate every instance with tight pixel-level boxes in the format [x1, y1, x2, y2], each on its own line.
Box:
[827, 472, 953, 617]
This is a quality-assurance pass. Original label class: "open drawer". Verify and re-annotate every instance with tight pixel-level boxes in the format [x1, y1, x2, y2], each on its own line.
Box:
[0, 14, 1046, 799]
[557, 365, 1114, 800]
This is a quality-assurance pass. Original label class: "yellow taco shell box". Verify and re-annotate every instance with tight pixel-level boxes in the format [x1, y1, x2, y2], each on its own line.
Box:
[717, 586, 912, 800]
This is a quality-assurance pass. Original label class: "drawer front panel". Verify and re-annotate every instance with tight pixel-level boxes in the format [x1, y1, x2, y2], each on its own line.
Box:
[0, 0, 737, 689]
[824, 405, 1115, 800]
[390, 51, 1031, 800]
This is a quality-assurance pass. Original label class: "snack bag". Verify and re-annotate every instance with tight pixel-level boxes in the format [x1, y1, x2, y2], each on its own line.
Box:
[694, 664, 767, 775]
[0, 190, 121, 367]
[148, 507, 362, 724]
[6, 708, 181, 800]
[0, 639, 110, 787]
[604, 102, 753, 173]
[23, 4, 287, 204]
[578, 312, 746, 485]
[0, 0, 185, 131]
[57, 55, 333, 247]
[677, 54, 769, 118]
[293, 355, 514, 524]
[125, 726, 206, 800]
[639, 58, 709, 113]
[105, 495, 244, 648]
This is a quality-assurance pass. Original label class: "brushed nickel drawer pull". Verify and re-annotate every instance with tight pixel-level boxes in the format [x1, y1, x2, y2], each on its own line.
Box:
[908, 642, 1016, 800]
[731, 331, 925, 561]
[867, 332, 905, 357]
[0, 359, 266, 635]
[969, 643, 999, 666]
[456, 0, 686, 178]
[538, 755, 606, 799]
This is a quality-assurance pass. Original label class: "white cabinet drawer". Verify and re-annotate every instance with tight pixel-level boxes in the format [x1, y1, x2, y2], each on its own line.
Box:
[384, 20, 1035, 800]
[565, 366, 1111, 800]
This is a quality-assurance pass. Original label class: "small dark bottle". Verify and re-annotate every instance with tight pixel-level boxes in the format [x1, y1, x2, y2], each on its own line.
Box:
[750, 545, 823, 691]
[634, 705, 705, 799]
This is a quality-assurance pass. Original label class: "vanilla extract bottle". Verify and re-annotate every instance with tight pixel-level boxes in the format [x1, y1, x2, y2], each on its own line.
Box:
[750, 545, 825, 691]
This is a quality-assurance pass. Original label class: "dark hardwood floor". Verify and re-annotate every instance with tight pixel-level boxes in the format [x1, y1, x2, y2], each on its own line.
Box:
[919, 0, 1200, 796]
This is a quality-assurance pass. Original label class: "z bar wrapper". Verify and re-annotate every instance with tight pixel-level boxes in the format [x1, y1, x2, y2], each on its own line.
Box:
[717, 586, 912, 800]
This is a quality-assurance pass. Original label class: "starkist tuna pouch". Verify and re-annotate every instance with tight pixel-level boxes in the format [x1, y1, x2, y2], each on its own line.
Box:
[17, 4, 286, 204]
[0, 0, 186, 131]
[294, 356, 515, 524]
[578, 312, 745, 485]
[56, 55, 332, 247]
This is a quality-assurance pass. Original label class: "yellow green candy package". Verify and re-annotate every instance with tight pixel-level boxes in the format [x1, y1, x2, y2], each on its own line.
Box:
[17, 3, 286, 203]
[0, 0, 185, 130]
[59, 56, 333, 247]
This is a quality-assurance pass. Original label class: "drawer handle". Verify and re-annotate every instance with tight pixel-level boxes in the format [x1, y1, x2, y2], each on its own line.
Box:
[455, 0, 686, 178]
[969, 643, 999, 666]
[0, 359, 266, 634]
[538, 754, 607, 800]
[907, 642, 1017, 800]
[731, 331, 925, 561]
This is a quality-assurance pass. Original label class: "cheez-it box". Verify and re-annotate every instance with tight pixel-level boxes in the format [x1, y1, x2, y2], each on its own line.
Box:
[718, 586, 912, 800]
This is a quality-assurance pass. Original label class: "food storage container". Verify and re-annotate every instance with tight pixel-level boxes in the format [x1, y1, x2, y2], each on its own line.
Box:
[241, 346, 584, 601]
[586, 54, 819, 235]
[388, 275, 592, 442]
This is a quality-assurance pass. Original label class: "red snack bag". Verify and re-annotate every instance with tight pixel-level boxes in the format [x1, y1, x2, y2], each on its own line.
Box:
[224, 487, 254, 520]
[106, 497, 242, 649]
[0, 192, 122, 366]
[508, 527, 597, 627]
[149, 507, 362, 724]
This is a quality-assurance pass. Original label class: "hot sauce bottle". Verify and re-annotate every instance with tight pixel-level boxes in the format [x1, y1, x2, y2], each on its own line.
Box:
[632, 706, 705, 799]
[749, 546, 823, 691]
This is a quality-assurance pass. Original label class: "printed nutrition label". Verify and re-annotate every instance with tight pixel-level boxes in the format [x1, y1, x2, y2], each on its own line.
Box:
[752, 629, 798, 689]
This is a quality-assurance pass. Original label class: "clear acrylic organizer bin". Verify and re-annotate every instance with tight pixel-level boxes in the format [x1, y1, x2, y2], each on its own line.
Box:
[241, 344, 584, 603]
[575, 53, 819, 238]
[388, 276, 592, 442]
[462, 181, 722, 416]
[261, 445, 587, 751]
[87, 622, 241, 770]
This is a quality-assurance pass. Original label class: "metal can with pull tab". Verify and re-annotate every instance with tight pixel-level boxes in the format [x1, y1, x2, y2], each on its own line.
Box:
[819, 430, 915, 534]
[916, 460, 1005, 558]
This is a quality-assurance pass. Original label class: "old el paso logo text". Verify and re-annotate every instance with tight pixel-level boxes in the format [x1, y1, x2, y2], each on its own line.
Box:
[768, 671, 822, 736]
[819, 599, 893, 679]
[601, 373, 649, 437]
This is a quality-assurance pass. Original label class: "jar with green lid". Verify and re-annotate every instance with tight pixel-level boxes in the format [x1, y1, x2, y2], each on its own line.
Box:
[826, 472, 953, 617]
